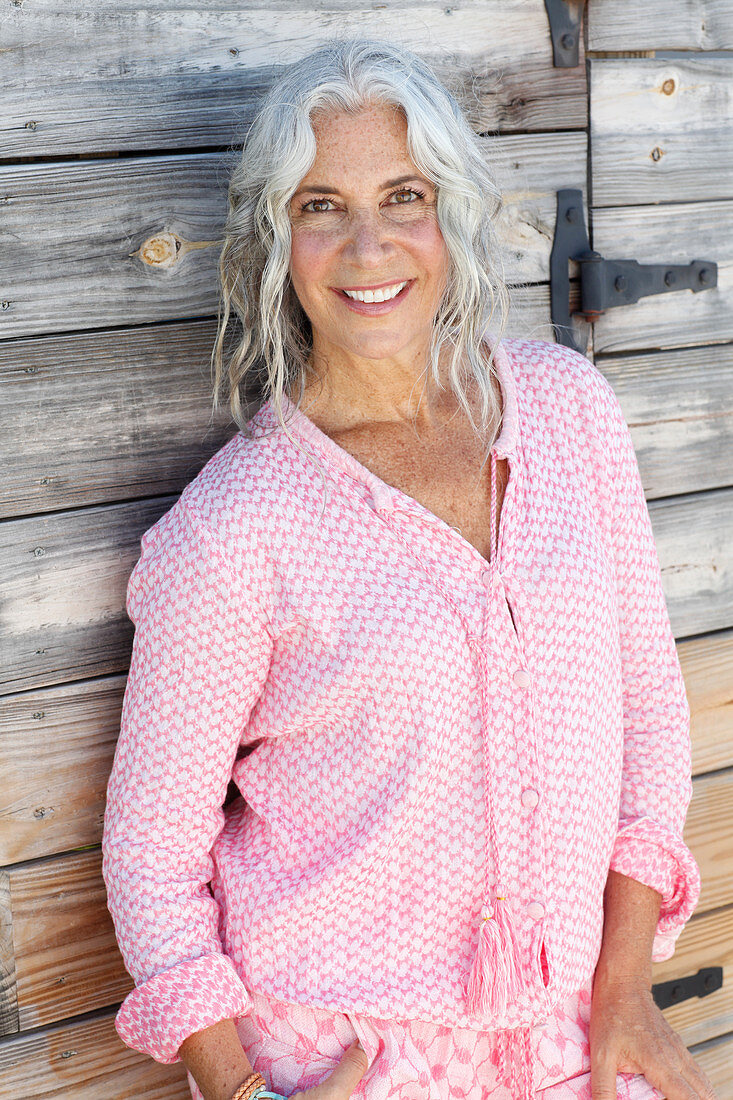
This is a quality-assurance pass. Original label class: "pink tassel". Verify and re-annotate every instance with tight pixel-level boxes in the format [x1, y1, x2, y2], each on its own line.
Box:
[466, 894, 522, 1018]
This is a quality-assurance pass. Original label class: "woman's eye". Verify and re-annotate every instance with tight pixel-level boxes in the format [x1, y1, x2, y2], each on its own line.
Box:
[302, 197, 334, 213]
[389, 188, 422, 204]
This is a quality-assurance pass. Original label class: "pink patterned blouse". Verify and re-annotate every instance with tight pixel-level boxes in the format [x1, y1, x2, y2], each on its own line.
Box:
[102, 335, 700, 1070]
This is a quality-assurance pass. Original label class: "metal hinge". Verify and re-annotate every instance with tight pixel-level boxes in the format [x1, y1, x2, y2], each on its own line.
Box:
[544, 0, 583, 67]
[652, 966, 723, 1011]
[550, 189, 719, 353]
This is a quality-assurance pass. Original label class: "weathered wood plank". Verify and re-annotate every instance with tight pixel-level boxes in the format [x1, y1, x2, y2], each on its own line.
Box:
[2, 847, 122, 1031]
[678, 631, 733, 777]
[0, 1, 587, 159]
[689, 1030, 733, 1098]
[685, 771, 733, 916]
[0, 497, 176, 696]
[653, 905, 733, 1049]
[0, 137, 586, 341]
[650, 488, 733, 640]
[0, 321, 236, 518]
[591, 58, 733, 207]
[591, 200, 733, 353]
[0, 1009, 190, 1099]
[0, 677, 126, 866]
[596, 344, 733, 501]
[587, 0, 733, 51]
[0, 872, 18, 1036]
[7, 851, 132, 1033]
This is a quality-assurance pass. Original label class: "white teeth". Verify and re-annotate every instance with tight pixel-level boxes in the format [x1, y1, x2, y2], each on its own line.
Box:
[343, 281, 407, 303]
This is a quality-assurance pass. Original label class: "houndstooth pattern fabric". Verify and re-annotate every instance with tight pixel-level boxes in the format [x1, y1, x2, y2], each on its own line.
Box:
[102, 335, 700, 1067]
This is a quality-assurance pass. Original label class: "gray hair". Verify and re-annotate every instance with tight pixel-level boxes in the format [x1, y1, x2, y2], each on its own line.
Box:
[211, 37, 511, 441]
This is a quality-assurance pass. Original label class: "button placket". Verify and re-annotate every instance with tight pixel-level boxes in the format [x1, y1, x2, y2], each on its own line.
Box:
[478, 572, 549, 952]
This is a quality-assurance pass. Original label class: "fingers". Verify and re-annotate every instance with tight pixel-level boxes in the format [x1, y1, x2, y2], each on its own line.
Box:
[325, 1039, 370, 1097]
[590, 1055, 619, 1100]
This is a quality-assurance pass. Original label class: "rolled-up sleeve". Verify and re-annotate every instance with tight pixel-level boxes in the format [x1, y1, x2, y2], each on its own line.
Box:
[599, 375, 701, 962]
[102, 495, 274, 1063]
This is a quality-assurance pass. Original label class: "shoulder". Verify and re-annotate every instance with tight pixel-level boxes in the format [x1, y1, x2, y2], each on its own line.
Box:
[500, 335, 630, 466]
[501, 335, 622, 421]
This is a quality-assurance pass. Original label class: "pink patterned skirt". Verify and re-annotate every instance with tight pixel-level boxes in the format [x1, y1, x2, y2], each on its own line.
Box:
[185, 979, 664, 1099]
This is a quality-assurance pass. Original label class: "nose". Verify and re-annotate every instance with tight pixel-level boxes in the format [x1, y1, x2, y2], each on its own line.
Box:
[344, 209, 394, 268]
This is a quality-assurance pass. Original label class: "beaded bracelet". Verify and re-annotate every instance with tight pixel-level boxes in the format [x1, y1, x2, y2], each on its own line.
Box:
[229, 1072, 289, 1100]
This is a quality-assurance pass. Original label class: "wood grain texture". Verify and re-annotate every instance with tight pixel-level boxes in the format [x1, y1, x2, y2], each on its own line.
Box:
[591, 58, 733, 206]
[8, 850, 132, 1033]
[689, 1030, 733, 1098]
[678, 630, 733, 776]
[685, 771, 733, 915]
[0, 872, 18, 1036]
[0, 0, 587, 158]
[597, 345, 733, 501]
[590, 200, 732, 354]
[649, 487, 733, 640]
[587, 0, 733, 51]
[0, 496, 176, 696]
[0, 676, 126, 865]
[0, 320, 236, 518]
[0, 136, 586, 341]
[654, 905, 733, 1048]
[0, 1009, 190, 1099]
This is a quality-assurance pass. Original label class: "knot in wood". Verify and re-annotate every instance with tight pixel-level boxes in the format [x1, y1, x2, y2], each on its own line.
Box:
[139, 232, 182, 269]
[662, 78, 676, 96]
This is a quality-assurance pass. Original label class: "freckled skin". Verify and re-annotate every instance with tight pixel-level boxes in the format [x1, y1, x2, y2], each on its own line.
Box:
[287, 101, 506, 566]
[288, 101, 451, 393]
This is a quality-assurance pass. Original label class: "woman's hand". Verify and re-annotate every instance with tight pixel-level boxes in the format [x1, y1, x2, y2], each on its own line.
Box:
[288, 1040, 369, 1099]
[589, 974, 718, 1100]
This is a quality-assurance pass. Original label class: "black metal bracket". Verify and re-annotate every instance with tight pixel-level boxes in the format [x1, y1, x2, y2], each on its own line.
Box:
[544, 0, 583, 67]
[652, 967, 723, 1011]
[550, 189, 719, 353]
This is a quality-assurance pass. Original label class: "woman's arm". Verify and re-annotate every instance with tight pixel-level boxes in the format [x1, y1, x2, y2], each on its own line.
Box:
[102, 497, 274, 1065]
[178, 1020, 369, 1100]
[178, 1019, 255, 1100]
[589, 871, 717, 1099]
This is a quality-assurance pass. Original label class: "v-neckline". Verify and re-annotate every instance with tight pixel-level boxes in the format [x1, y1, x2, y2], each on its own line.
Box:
[251, 335, 520, 570]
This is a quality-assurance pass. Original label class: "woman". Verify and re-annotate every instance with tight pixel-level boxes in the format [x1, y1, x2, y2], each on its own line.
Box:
[102, 39, 715, 1100]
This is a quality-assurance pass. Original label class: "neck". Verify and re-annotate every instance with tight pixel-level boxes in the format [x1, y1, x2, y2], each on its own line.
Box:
[300, 335, 464, 434]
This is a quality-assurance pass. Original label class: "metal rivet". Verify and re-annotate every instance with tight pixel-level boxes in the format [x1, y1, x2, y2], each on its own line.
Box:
[614, 275, 627, 292]
[664, 270, 677, 287]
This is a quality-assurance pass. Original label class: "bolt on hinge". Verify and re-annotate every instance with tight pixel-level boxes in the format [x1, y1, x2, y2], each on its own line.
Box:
[544, 0, 583, 67]
[550, 189, 718, 353]
[652, 966, 723, 1011]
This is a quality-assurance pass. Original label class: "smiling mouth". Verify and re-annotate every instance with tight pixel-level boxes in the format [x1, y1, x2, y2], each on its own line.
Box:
[336, 280, 411, 304]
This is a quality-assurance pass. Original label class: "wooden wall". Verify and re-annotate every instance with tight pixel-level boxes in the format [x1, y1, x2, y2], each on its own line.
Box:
[1, 1, 731, 1094]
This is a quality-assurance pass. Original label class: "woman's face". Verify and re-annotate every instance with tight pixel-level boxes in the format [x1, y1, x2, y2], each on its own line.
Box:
[288, 101, 450, 369]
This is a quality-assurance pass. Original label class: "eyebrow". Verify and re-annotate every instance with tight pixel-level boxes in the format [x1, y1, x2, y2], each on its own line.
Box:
[291, 174, 432, 199]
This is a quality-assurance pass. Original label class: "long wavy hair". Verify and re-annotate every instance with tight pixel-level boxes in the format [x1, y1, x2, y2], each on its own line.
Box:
[211, 37, 511, 443]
